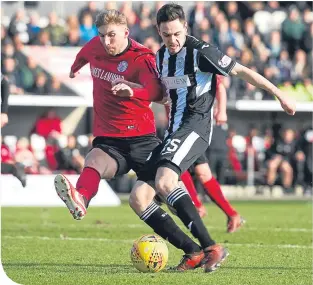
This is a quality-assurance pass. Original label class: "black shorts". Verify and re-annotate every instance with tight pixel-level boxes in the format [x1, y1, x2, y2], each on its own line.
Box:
[92, 134, 161, 176]
[137, 127, 211, 182]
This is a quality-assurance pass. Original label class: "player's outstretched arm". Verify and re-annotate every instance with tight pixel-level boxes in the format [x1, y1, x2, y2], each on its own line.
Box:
[214, 76, 227, 125]
[69, 45, 90, 78]
[230, 63, 296, 115]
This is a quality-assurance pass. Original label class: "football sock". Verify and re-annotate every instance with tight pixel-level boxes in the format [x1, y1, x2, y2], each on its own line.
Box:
[203, 177, 237, 217]
[76, 167, 101, 206]
[141, 201, 201, 254]
[167, 187, 215, 249]
[181, 171, 203, 208]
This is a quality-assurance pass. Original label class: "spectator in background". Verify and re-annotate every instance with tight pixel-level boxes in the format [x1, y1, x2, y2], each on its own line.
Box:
[264, 1, 284, 13]
[292, 49, 310, 81]
[243, 18, 257, 48]
[136, 17, 158, 44]
[266, 128, 297, 193]
[1, 24, 12, 46]
[207, 123, 229, 184]
[302, 22, 313, 53]
[214, 20, 235, 52]
[8, 9, 29, 44]
[29, 72, 50, 95]
[2, 58, 24, 95]
[34, 109, 62, 139]
[48, 76, 63, 95]
[79, 13, 97, 44]
[79, 134, 94, 157]
[1, 42, 15, 60]
[35, 30, 52, 46]
[225, 2, 242, 25]
[229, 19, 244, 51]
[64, 28, 81, 46]
[27, 12, 41, 45]
[127, 10, 140, 41]
[282, 6, 305, 57]
[138, 3, 152, 20]
[188, 2, 208, 32]
[295, 126, 313, 195]
[19, 56, 43, 92]
[192, 18, 212, 44]
[78, 1, 99, 25]
[276, 49, 292, 82]
[66, 15, 80, 31]
[44, 12, 66, 46]
[55, 135, 84, 174]
[14, 137, 39, 173]
[267, 30, 285, 60]
[207, 3, 219, 29]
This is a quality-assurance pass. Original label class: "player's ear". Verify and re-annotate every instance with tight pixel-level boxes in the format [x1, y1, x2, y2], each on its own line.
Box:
[125, 27, 129, 38]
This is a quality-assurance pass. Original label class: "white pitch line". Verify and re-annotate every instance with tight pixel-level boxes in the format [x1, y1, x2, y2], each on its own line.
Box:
[6, 223, 313, 233]
[2, 235, 312, 249]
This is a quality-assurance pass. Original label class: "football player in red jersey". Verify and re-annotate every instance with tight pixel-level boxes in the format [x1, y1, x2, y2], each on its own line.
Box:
[54, 9, 165, 219]
[54, 10, 218, 268]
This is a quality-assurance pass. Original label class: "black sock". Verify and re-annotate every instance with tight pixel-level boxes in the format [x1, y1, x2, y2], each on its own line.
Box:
[140, 201, 201, 254]
[167, 187, 215, 249]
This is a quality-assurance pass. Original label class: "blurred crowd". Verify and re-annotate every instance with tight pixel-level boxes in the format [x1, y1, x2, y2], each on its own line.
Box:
[1, 1, 313, 100]
[1, 107, 312, 195]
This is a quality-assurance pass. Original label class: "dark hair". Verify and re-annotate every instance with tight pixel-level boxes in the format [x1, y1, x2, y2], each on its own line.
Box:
[156, 3, 186, 26]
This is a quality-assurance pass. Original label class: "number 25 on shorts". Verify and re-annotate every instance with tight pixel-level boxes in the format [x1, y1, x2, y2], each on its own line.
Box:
[160, 139, 181, 155]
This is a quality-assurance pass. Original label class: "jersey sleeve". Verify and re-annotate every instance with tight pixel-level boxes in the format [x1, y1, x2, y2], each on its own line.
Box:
[197, 44, 236, 76]
[70, 43, 90, 74]
[132, 54, 164, 101]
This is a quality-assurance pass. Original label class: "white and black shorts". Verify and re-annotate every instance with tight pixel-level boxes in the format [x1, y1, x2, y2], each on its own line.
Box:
[137, 126, 211, 182]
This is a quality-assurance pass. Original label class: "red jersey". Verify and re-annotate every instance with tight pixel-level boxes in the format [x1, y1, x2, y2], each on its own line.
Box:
[71, 37, 163, 137]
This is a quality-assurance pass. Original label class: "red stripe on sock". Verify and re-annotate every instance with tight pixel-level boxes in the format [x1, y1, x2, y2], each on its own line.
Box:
[181, 171, 203, 208]
[203, 177, 237, 217]
[76, 167, 101, 202]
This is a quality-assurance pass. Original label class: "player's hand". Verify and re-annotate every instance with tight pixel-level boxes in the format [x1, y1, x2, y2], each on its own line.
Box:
[277, 95, 296, 116]
[1, 113, 8, 128]
[215, 110, 227, 125]
[69, 70, 80, 78]
[112, 78, 143, 89]
[111, 83, 134, 98]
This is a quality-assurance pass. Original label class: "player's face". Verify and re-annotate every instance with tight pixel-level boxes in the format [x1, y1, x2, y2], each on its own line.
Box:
[158, 19, 187, 55]
[98, 24, 129, 56]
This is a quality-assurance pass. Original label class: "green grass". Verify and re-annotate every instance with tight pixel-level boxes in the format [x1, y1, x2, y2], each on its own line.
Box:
[1, 201, 312, 285]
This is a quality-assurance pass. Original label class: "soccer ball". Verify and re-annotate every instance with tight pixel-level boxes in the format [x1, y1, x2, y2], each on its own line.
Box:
[130, 234, 168, 273]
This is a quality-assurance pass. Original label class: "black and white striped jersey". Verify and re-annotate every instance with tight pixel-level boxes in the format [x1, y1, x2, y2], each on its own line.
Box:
[156, 35, 236, 139]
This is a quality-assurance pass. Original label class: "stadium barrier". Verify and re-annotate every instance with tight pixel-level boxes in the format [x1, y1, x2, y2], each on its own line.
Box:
[1, 175, 121, 207]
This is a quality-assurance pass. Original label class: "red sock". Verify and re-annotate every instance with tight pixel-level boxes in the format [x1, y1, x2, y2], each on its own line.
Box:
[181, 171, 203, 208]
[76, 167, 101, 203]
[203, 177, 237, 217]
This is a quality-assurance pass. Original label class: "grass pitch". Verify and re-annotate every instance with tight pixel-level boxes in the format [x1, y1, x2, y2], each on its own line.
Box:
[1, 201, 312, 285]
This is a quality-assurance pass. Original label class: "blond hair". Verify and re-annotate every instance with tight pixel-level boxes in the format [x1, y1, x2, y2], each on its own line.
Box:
[95, 9, 127, 28]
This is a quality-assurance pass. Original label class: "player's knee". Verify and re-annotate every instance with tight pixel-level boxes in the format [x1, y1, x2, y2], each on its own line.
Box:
[196, 171, 212, 183]
[195, 164, 212, 183]
[156, 175, 177, 196]
[129, 181, 155, 216]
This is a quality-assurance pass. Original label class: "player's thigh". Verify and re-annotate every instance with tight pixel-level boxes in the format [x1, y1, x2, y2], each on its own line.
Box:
[280, 160, 293, 173]
[88, 137, 130, 179]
